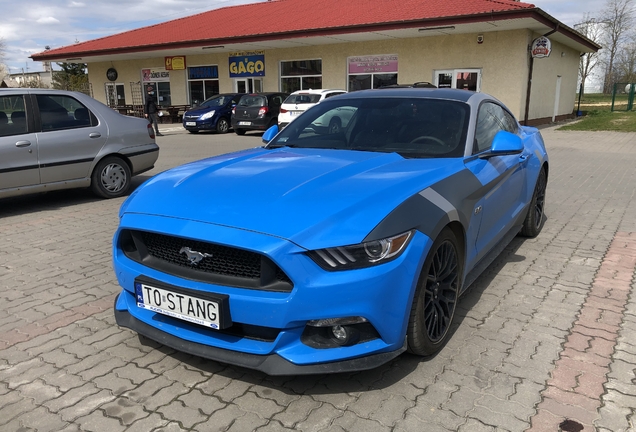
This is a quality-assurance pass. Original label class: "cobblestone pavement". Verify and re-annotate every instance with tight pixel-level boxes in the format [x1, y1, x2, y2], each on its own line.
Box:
[1, 124, 635, 432]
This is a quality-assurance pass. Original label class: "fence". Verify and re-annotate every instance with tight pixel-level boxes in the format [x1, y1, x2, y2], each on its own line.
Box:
[611, 83, 635, 112]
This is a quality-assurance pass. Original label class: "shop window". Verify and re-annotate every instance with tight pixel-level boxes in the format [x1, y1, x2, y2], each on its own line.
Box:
[280, 59, 322, 93]
[188, 65, 219, 105]
[347, 55, 398, 91]
[435, 69, 481, 92]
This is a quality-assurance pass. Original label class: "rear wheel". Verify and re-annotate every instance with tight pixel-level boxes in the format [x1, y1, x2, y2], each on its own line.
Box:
[216, 118, 230, 134]
[520, 168, 547, 238]
[407, 227, 462, 356]
[91, 156, 131, 199]
[234, 128, 246, 135]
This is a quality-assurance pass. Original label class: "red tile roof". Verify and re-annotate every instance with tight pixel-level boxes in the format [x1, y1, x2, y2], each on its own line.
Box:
[34, 0, 539, 59]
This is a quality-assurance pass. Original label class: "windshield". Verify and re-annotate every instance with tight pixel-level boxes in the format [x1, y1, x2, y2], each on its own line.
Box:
[284, 94, 322, 104]
[267, 97, 469, 158]
[200, 95, 232, 108]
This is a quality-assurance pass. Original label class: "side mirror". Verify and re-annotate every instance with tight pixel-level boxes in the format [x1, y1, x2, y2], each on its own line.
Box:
[262, 125, 279, 144]
[479, 130, 523, 159]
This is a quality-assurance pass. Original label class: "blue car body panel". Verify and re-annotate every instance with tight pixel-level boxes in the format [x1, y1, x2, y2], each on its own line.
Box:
[113, 89, 549, 375]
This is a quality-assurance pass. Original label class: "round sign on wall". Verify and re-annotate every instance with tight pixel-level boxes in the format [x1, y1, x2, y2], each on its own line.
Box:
[106, 68, 118, 81]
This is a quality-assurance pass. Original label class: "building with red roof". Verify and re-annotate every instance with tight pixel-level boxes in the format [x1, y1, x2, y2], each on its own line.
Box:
[31, 0, 599, 125]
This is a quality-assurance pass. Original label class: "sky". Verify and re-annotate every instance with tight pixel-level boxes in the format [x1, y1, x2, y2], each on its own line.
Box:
[0, 0, 607, 75]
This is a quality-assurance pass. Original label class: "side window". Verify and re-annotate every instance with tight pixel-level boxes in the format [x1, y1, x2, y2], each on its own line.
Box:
[36, 95, 94, 132]
[474, 102, 508, 154]
[325, 92, 344, 99]
[501, 109, 518, 134]
[0, 95, 28, 137]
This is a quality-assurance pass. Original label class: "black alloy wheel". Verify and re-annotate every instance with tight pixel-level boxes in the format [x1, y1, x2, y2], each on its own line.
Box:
[520, 167, 547, 237]
[407, 227, 462, 356]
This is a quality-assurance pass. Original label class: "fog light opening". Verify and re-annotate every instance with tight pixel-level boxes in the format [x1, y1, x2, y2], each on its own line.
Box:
[330, 325, 360, 346]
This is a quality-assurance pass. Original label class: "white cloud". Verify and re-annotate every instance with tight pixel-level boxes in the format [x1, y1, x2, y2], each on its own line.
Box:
[36, 17, 61, 24]
[69, 2, 86, 7]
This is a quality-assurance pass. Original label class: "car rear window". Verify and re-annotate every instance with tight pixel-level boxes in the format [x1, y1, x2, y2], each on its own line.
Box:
[238, 95, 267, 107]
[284, 94, 322, 104]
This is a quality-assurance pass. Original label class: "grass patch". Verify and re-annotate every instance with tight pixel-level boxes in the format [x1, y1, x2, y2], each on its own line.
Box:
[559, 109, 636, 132]
[562, 92, 636, 131]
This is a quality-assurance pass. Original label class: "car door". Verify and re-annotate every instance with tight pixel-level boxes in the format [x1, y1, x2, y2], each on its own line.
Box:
[0, 93, 40, 190]
[464, 102, 527, 267]
[34, 93, 108, 184]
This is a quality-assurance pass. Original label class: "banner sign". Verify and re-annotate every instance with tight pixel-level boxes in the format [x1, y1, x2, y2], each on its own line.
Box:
[188, 66, 219, 80]
[531, 36, 552, 58]
[141, 68, 170, 82]
[348, 55, 398, 74]
[165, 56, 186, 70]
[229, 54, 265, 77]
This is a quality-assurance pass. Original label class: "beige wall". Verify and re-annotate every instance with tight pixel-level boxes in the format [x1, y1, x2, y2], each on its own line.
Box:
[528, 32, 581, 121]
[87, 29, 579, 122]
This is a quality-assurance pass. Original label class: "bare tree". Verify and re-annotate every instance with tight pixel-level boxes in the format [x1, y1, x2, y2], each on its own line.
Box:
[600, 0, 635, 92]
[575, 14, 604, 94]
[0, 38, 8, 81]
[615, 39, 636, 83]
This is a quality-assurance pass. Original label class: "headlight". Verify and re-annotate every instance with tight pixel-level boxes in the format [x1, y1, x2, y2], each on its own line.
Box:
[308, 230, 414, 271]
[199, 110, 215, 120]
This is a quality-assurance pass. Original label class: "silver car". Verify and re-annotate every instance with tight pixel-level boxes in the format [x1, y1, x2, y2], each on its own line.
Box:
[0, 89, 159, 199]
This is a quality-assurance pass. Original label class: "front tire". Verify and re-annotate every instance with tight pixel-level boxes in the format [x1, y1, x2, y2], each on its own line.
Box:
[91, 156, 131, 199]
[216, 118, 230, 134]
[520, 167, 547, 238]
[407, 227, 462, 356]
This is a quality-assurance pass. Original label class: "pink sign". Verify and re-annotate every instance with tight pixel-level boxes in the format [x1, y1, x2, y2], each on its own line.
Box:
[348, 55, 398, 74]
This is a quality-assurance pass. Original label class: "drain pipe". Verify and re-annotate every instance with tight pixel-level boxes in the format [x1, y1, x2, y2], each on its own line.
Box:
[523, 25, 560, 126]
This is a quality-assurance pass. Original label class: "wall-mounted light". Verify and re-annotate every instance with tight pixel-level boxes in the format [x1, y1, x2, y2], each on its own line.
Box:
[202, 45, 225, 50]
[418, 26, 456, 32]
[477, 35, 484, 44]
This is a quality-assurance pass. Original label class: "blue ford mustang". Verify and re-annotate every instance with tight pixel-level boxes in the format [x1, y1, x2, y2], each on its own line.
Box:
[113, 89, 548, 375]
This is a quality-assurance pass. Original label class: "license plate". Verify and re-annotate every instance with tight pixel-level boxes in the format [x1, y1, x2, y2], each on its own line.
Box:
[135, 282, 221, 329]
[185, 122, 196, 126]
[238, 121, 251, 126]
[290, 111, 300, 117]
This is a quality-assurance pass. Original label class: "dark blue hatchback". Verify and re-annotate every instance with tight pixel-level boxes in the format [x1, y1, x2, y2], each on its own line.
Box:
[182, 93, 245, 134]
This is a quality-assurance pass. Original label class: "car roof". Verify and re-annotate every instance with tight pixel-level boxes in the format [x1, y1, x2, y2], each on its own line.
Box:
[289, 89, 346, 95]
[333, 88, 478, 103]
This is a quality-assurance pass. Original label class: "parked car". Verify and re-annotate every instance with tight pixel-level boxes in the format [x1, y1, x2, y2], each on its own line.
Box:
[0, 89, 159, 199]
[113, 88, 548, 375]
[231, 92, 288, 135]
[380, 82, 437, 88]
[182, 93, 244, 134]
[278, 89, 346, 129]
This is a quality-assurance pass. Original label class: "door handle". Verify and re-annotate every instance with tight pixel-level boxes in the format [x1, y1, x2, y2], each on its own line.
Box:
[89, 132, 102, 138]
[15, 140, 31, 147]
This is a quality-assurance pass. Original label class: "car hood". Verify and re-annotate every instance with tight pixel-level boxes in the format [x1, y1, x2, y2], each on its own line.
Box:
[122, 147, 464, 249]
[185, 106, 218, 116]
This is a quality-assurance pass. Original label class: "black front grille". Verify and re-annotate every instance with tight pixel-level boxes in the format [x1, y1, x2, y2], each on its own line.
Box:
[120, 230, 293, 292]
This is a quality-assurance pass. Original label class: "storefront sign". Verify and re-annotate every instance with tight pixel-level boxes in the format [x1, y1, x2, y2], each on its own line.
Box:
[141, 68, 170, 82]
[106, 68, 118, 81]
[531, 36, 552, 58]
[348, 55, 398, 74]
[165, 56, 186, 70]
[189, 66, 219, 79]
[229, 54, 265, 77]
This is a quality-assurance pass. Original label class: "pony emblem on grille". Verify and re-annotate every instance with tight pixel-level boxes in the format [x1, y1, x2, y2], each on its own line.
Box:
[179, 246, 213, 265]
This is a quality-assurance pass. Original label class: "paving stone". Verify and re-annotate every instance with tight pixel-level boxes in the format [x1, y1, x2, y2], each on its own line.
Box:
[123, 413, 169, 432]
[295, 402, 343, 432]
[272, 396, 322, 428]
[74, 410, 127, 432]
[44, 383, 102, 413]
[101, 396, 151, 426]
[58, 389, 115, 422]
[157, 399, 208, 428]
[178, 388, 226, 415]
[2, 405, 70, 432]
[16, 378, 63, 404]
[192, 403, 247, 431]
[113, 362, 157, 385]
[162, 364, 208, 388]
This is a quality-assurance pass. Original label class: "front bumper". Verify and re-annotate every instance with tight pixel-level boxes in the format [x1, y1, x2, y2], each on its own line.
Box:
[113, 213, 431, 374]
[115, 299, 406, 375]
[183, 119, 216, 131]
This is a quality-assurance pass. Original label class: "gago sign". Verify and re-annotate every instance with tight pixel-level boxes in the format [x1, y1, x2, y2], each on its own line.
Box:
[229, 54, 265, 77]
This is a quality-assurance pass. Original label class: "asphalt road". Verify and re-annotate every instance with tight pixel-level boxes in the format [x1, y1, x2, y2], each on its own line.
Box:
[0, 123, 635, 432]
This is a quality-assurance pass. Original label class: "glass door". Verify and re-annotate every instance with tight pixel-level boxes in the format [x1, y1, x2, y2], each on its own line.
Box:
[235, 78, 263, 93]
